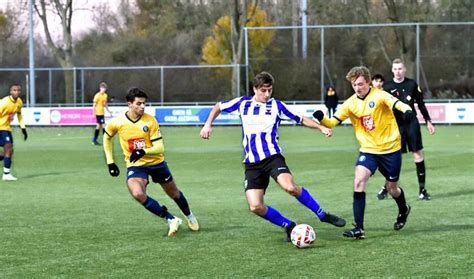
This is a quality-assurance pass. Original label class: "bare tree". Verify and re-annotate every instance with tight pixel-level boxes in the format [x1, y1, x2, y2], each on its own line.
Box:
[34, 0, 75, 103]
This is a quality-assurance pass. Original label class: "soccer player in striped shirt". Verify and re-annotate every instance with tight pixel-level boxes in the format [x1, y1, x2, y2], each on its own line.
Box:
[200, 71, 346, 242]
[0, 84, 28, 181]
[313, 66, 414, 239]
[103, 88, 199, 236]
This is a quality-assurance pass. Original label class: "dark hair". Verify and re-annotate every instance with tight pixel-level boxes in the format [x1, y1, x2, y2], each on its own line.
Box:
[126, 87, 148, 102]
[9, 84, 21, 90]
[371, 74, 385, 82]
[253, 71, 274, 89]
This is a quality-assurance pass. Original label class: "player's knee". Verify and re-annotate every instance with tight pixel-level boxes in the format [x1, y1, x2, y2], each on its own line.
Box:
[284, 185, 300, 197]
[130, 189, 146, 202]
[249, 204, 265, 216]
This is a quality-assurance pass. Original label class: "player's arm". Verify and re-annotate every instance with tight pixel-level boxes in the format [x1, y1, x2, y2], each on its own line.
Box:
[312, 110, 343, 128]
[103, 127, 120, 176]
[413, 86, 436, 134]
[17, 109, 28, 140]
[200, 103, 221, 140]
[301, 116, 332, 137]
[390, 95, 417, 121]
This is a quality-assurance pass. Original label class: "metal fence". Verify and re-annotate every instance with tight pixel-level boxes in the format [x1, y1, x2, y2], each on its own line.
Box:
[0, 22, 472, 107]
[244, 21, 473, 101]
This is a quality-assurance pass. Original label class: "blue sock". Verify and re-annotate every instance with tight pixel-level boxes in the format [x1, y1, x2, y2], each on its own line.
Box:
[173, 191, 191, 216]
[4, 157, 11, 170]
[142, 196, 174, 220]
[296, 187, 326, 220]
[263, 206, 293, 229]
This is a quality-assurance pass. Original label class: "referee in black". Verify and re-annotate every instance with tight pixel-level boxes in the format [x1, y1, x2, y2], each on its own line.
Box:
[377, 58, 436, 201]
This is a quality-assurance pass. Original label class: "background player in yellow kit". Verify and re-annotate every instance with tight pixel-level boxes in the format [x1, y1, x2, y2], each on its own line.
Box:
[0, 84, 27, 181]
[313, 66, 414, 239]
[92, 82, 111, 145]
[103, 87, 199, 236]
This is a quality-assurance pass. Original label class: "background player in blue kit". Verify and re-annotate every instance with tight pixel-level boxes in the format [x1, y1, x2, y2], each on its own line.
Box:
[200, 71, 346, 242]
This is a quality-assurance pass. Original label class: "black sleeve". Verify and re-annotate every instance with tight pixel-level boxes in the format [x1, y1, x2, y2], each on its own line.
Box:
[413, 82, 431, 122]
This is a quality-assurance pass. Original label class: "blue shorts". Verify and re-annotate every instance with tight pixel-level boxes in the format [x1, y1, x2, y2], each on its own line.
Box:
[0, 131, 13, 146]
[127, 161, 174, 184]
[355, 150, 402, 182]
[96, 115, 105, 124]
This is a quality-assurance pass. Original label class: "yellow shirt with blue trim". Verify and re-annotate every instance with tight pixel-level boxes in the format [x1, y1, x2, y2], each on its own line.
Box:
[104, 112, 164, 167]
[321, 87, 412, 154]
[0, 96, 25, 131]
[93, 92, 108, 116]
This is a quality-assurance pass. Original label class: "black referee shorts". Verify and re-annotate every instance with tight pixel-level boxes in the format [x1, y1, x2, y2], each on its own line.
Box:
[399, 118, 423, 153]
[244, 154, 291, 191]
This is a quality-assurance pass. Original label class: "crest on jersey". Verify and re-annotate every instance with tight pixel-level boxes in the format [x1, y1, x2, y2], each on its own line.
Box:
[142, 125, 149, 132]
[406, 95, 412, 101]
[369, 101, 375, 108]
[360, 115, 375, 132]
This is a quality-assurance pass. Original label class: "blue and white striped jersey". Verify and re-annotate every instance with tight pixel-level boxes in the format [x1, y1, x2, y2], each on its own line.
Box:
[219, 96, 303, 164]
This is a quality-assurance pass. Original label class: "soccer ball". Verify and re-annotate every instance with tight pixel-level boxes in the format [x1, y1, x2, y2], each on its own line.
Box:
[290, 224, 316, 248]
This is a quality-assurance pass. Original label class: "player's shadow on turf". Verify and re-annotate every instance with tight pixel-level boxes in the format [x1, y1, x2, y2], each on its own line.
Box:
[368, 224, 474, 240]
[20, 171, 79, 179]
[432, 189, 474, 199]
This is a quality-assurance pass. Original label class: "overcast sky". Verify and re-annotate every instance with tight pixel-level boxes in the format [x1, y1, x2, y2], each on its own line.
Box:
[0, 0, 127, 39]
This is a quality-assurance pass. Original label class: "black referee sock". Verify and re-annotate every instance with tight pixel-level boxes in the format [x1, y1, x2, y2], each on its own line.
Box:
[394, 188, 408, 214]
[416, 161, 426, 192]
[353, 192, 366, 229]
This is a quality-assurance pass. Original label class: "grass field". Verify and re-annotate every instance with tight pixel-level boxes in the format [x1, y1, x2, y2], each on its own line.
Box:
[1, 125, 473, 277]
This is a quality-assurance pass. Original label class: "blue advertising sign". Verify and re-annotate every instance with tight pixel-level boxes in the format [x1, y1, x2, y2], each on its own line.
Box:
[155, 106, 241, 125]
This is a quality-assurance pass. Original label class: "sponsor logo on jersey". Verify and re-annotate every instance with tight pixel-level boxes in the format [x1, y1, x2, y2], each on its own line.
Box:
[360, 115, 375, 132]
[128, 138, 146, 151]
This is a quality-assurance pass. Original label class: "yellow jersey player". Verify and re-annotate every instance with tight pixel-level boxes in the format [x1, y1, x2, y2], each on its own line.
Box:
[92, 82, 111, 145]
[0, 84, 28, 181]
[313, 66, 413, 239]
[103, 87, 199, 236]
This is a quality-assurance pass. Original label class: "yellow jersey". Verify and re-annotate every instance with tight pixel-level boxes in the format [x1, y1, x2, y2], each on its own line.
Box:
[104, 112, 164, 167]
[0, 96, 25, 131]
[93, 92, 108, 116]
[321, 87, 411, 154]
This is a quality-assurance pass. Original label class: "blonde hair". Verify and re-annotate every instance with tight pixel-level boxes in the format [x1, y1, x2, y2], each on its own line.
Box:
[99, 82, 108, 89]
[346, 66, 371, 83]
[392, 58, 404, 65]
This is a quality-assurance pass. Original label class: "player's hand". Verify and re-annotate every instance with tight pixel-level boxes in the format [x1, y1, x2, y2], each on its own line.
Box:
[21, 128, 28, 141]
[312, 110, 324, 121]
[200, 125, 212, 139]
[320, 126, 333, 137]
[427, 121, 436, 135]
[403, 110, 415, 121]
[108, 163, 120, 177]
[129, 149, 146, 163]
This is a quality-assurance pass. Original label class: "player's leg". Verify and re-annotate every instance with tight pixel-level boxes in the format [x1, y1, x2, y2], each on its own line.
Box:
[127, 169, 181, 236]
[412, 149, 430, 200]
[2, 131, 17, 181]
[245, 188, 295, 241]
[379, 151, 411, 230]
[275, 172, 345, 227]
[344, 153, 376, 239]
[245, 164, 296, 241]
[92, 116, 104, 145]
[408, 121, 430, 200]
[151, 161, 199, 231]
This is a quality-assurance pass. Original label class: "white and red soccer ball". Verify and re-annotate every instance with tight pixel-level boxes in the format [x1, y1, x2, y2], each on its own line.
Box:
[290, 224, 316, 248]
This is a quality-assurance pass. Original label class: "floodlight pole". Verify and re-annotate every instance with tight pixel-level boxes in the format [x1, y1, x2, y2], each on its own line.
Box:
[300, 0, 307, 59]
[28, 0, 36, 107]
